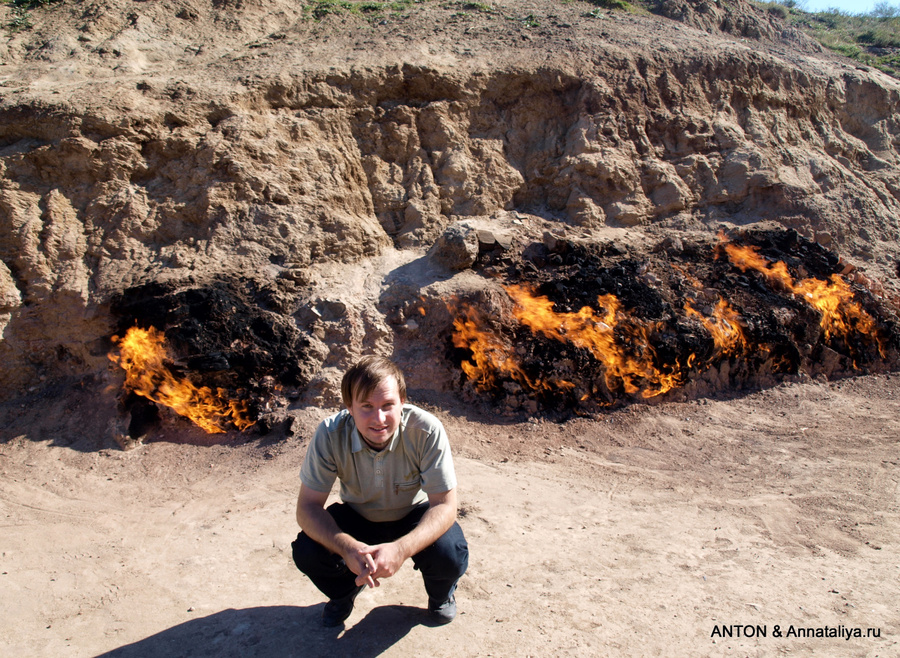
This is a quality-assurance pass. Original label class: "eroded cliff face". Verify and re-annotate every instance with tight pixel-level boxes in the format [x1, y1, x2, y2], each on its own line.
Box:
[1, 0, 899, 405]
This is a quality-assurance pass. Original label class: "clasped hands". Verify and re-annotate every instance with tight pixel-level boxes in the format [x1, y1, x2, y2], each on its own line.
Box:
[347, 542, 406, 588]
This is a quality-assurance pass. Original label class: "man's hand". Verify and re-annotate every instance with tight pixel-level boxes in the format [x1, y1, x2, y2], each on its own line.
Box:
[355, 489, 459, 586]
[297, 485, 458, 590]
[296, 484, 380, 586]
[355, 542, 407, 586]
[347, 550, 380, 588]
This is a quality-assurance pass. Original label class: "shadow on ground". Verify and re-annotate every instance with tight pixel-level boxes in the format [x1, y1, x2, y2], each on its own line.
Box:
[97, 603, 430, 658]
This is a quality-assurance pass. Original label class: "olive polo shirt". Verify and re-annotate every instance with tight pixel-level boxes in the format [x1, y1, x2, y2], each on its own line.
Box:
[300, 404, 457, 522]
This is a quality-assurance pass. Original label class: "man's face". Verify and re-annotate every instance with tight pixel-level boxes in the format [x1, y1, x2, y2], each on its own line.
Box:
[349, 376, 405, 451]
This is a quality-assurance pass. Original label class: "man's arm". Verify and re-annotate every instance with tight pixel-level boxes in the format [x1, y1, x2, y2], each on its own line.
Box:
[357, 488, 458, 584]
[295, 483, 375, 585]
[397, 488, 458, 558]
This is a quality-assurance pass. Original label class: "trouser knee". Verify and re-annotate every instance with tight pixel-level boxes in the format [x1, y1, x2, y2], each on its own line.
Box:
[292, 531, 360, 600]
[291, 531, 337, 575]
[415, 523, 469, 578]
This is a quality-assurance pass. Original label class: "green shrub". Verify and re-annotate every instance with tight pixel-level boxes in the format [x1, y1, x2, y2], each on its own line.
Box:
[766, 3, 788, 19]
[830, 43, 863, 58]
[6, 6, 32, 31]
[3, 0, 62, 32]
[304, 0, 413, 20]
[308, 0, 353, 19]
[588, 0, 630, 9]
[857, 27, 900, 48]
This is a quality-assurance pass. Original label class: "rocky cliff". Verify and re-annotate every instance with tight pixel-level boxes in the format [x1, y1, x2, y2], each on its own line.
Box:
[1, 0, 899, 424]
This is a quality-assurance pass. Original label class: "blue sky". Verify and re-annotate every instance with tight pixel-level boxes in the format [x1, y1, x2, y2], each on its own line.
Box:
[800, 0, 893, 14]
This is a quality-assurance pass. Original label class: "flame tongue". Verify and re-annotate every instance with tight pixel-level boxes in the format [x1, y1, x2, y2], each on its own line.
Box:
[722, 240, 883, 353]
[684, 297, 747, 357]
[449, 233, 889, 409]
[452, 304, 574, 393]
[109, 326, 254, 434]
[453, 284, 685, 402]
[506, 284, 681, 398]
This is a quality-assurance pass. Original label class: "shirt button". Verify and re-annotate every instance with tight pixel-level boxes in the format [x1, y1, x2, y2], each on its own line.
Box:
[376, 470, 382, 475]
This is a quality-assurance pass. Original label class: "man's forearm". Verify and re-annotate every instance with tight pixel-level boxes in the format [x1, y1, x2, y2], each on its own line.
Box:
[395, 494, 457, 561]
[297, 501, 360, 558]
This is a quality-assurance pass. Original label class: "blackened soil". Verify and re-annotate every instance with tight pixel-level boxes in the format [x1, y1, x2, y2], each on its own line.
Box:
[453, 228, 900, 416]
[111, 278, 312, 409]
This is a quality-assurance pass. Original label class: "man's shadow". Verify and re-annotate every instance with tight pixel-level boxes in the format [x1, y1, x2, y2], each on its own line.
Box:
[97, 603, 437, 658]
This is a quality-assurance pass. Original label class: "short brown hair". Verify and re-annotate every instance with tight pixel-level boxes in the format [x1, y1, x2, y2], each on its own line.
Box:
[341, 356, 407, 408]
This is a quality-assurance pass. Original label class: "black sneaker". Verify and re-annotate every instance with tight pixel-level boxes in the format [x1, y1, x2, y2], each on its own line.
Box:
[322, 586, 363, 627]
[428, 594, 457, 625]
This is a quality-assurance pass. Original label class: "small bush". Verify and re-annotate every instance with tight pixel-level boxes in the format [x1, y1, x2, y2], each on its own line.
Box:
[5, 0, 59, 8]
[3, 0, 62, 32]
[304, 0, 412, 20]
[6, 6, 32, 31]
[765, 3, 789, 19]
[830, 43, 863, 58]
[309, 0, 354, 19]
[857, 27, 900, 48]
[587, 0, 630, 10]
[460, 1, 493, 10]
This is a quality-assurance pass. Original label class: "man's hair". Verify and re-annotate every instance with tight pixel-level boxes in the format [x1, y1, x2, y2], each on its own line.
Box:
[341, 355, 407, 408]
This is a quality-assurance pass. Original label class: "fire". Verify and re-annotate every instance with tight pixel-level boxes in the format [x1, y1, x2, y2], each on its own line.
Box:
[506, 284, 684, 398]
[452, 303, 574, 393]
[109, 326, 255, 434]
[722, 239, 884, 354]
[449, 233, 892, 410]
[684, 297, 747, 358]
[453, 285, 684, 401]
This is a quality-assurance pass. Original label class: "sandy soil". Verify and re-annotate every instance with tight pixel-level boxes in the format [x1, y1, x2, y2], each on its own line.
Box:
[2, 372, 898, 657]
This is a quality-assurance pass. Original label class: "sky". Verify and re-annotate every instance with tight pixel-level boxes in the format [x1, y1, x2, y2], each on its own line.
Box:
[799, 0, 893, 14]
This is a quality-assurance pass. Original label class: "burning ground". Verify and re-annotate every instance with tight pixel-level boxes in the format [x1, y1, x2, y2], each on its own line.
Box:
[92, 225, 900, 442]
[444, 227, 900, 417]
[104, 277, 315, 441]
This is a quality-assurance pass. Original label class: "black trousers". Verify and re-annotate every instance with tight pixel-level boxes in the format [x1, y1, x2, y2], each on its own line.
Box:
[292, 502, 469, 604]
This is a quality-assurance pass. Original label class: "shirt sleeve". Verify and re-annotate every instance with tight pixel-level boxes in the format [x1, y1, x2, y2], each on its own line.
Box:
[418, 419, 457, 495]
[300, 420, 338, 493]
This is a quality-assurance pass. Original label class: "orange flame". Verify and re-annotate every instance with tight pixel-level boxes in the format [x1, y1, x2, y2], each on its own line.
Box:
[109, 326, 255, 434]
[722, 240, 883, 354]
[451, 285, 687, 401]
[451, 304, 574, 393]
[684, 297, 748, 358]
[451, 236, 889, 407]
[505, 284, 682, 398]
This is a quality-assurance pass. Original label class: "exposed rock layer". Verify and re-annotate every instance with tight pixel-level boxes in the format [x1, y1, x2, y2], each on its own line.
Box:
[1, 0, 899, 405]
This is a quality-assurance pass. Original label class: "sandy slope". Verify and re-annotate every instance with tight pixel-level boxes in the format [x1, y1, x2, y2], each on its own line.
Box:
[2, 373, 898, 657]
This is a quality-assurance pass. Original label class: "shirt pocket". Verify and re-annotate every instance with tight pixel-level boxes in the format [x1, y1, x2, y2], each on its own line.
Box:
[393, 479, 421, 497]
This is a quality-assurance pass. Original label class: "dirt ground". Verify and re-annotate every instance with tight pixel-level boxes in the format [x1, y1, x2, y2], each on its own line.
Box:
[2, 370, 898, 657]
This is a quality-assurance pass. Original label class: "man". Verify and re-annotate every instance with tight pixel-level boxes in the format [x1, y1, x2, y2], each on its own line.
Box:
[292, 356, 469, 627]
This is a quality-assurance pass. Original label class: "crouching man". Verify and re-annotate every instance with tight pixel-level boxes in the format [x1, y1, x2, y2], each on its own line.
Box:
[292, 356, 469, 627]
